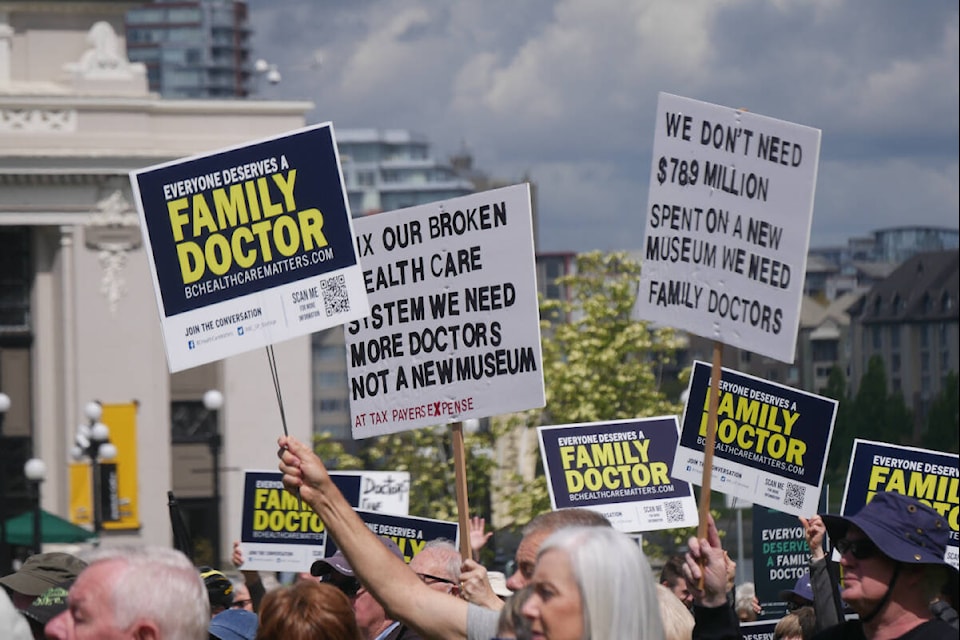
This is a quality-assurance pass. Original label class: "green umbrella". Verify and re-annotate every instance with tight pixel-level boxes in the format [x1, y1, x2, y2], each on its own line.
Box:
[3, 510, 96, 545]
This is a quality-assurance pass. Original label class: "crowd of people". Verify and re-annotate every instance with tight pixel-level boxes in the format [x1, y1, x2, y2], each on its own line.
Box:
[0, 433, 955, 640]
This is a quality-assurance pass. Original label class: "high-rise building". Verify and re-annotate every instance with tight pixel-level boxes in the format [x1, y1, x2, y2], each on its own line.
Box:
[125, 0, 252, 98]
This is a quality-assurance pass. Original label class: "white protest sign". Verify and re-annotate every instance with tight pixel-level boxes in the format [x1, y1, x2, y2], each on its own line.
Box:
[346, 184, 545, 438]
[636, 93, 821, 363]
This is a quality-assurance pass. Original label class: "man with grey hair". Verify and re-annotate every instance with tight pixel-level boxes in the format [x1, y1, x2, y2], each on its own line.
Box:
[408, 539, 462, 598]
[45, 546, 209, 639]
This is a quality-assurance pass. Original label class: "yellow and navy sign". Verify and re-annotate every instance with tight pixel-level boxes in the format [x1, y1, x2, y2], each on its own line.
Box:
[538, 417, 698, 533]
[240, 471, 361, 546]
[325, 511, 459, 563]
[675, 360, 837, 516]
[842, 439, 958, 568]
[132, 125, 358, 317]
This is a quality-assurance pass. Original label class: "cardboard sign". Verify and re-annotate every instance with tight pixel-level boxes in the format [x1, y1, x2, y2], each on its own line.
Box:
[324, 511, 459, 563]
[537, 417, 697, 533]
[237, 469, 409, 572]
[346, 184, 545, 438]
[130, 123, 369, 372]
[635, 93, 821, 363]
[841, 439, 958, 568]
[673, 361, 837, 516]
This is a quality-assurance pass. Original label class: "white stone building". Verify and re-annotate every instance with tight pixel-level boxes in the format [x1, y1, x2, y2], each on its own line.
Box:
[0, 0, 313, 567]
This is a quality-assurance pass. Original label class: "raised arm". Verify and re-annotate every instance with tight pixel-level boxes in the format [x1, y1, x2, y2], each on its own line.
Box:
[278, 435, 469, 639]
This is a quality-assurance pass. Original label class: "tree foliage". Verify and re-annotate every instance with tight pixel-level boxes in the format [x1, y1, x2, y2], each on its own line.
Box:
[923, 370, 959, 453]
[496, 252, 696, 554]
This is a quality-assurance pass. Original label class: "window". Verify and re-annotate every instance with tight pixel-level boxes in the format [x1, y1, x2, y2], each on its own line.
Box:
[872, 326, 882, 349]
[891, 353, 901, 373]
[921, 352, 930, 373]
[920, 325, 930, 349]
[889, 326, 900, 350]
[0, 227, 31, 332]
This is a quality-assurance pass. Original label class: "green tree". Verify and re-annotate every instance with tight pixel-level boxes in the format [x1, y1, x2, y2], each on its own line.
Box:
[313, 427, 497, 523]
[923, 371, 959, 453]
[821, 365, 853, 503]
[497, 252, 692, 552]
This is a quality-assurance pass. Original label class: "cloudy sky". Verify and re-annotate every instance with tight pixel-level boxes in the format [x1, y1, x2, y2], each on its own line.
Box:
[249, 0, 958, 253]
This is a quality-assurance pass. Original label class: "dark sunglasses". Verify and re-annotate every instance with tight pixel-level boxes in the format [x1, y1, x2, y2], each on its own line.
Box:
[834, 537, 879, 560]
[417, 572, 458, 587]
[319, 572, 363, 597]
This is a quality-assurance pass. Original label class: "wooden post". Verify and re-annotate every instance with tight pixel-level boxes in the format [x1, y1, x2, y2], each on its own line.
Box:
[451, 422, 472, 560]
[698, 342, 724, 536]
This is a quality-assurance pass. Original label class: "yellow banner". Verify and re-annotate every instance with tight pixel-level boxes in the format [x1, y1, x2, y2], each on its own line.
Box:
[68, 402, 140, 530]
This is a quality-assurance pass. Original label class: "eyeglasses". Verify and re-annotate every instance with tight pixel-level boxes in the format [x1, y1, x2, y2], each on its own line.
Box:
[318, 572, 363, 597]
[416, 572, 458, 587]
[835, 537, 879, 560]
[231, 598, 252, 609]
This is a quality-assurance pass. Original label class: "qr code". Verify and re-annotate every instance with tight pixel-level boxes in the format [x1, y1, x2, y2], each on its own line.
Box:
[321, 275, 349, 316]
[785, 482, 806, 509]
[664, 500, 685, 523]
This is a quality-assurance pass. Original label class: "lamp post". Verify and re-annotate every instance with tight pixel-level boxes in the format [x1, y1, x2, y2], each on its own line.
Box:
[23, 458, 46, 555]
[0, 392, 11, 570]
[71, 401, 118, 536]
[203, 390, 224, 566]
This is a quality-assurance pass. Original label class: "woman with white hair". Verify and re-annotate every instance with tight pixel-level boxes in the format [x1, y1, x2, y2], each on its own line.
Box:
[521, 526, 665, 639]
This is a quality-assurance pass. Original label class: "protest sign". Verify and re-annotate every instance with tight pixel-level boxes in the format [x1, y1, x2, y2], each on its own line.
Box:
[130, 123, 369, 372]
[538, 418, 697, 533]
[841, 439, 958, 568]
[674, 361, 837, 516]
[346, 184, 544, 438]
[635, 93, 821, 363]
[325, 510, 459, 563]
[335, 470, 411, 514]
[752, 505, 810, 620]
[237, 469, 409, 572]
[740, 620, 778, 640]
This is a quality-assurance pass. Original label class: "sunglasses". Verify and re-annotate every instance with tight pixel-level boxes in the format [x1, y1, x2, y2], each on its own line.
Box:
[416, 572, 458, 588]
[319, 572, 363, 598]
[834, 537, 879, 560]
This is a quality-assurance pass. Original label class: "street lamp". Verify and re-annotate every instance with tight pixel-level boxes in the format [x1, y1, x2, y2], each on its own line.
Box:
[203, 390, 224, 566]
[0, 392, 11, 570]
[23, 458, 46, 556]
[71, 401, 118, 536]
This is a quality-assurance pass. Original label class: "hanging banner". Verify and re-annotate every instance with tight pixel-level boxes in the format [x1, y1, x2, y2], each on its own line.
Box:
[130, 123, 369, 372]
[841, 439, 958, 568]
[537, 417, 697, 533]
[68, 402, 139, 531]
[673, 361, 837, 516]
[635, 93, 821, 363]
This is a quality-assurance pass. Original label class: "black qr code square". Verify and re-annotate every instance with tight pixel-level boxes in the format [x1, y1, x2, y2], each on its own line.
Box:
[321, 275, 350, 316]
[664, 500, 684, 523]
[784, 483, 806, 509]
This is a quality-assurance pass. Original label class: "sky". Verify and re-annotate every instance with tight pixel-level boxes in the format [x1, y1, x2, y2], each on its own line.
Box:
[248, 0, 959, 254]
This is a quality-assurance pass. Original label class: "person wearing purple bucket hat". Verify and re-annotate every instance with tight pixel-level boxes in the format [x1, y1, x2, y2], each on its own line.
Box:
[778, 573, 814, 611]
[812, 491, 956, 640]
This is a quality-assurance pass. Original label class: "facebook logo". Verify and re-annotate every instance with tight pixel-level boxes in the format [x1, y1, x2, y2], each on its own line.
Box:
[188, 340, 195, 350]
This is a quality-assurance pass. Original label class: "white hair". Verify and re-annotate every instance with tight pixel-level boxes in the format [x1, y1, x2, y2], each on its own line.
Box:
[84, 546, 209, 639]
[538, 527, 665, 640]
[412, 538, 462, 582]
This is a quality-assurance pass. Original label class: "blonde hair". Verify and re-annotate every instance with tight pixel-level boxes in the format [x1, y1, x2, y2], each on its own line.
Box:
[655, 583, 694, 640]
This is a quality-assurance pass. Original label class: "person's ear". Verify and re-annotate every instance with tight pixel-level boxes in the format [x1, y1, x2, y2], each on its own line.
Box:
[132, 619, 162, 640]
